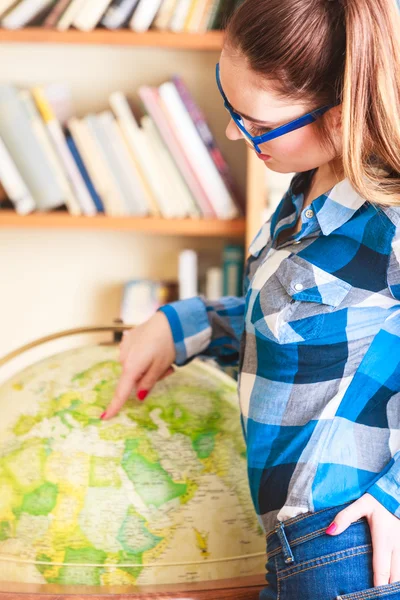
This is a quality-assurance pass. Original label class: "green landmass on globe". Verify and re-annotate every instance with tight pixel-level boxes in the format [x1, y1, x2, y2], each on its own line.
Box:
[0, 345, 265, 588]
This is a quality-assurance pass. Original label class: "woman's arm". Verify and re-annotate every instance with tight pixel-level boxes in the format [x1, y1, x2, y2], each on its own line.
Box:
[159, 295, 246, 367]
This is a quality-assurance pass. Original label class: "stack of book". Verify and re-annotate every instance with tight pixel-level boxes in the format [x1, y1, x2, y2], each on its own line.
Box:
[0, 0, 244, 32]
[0, 76, 242, 219]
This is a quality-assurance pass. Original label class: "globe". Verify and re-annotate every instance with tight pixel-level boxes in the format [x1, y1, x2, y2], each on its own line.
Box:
[0, 341, 265, 592]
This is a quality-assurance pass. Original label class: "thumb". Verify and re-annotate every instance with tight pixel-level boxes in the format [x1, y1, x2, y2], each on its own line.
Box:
[326, 497, 368, 536]
[135, 362, 167, 402]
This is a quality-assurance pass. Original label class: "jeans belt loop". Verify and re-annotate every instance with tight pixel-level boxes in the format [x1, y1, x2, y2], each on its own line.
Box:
[276, 521, 295, 564]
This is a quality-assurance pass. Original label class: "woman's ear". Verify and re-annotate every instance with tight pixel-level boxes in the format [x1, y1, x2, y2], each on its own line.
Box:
[330, 104, 343, 131]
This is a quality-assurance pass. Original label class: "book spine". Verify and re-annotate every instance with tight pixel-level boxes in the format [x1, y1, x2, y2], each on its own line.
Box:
[73, 0, 113, 30]
[108, 92, 163, 217]
[139, 85, 213, 218]
[101, 0, 139, 29]
[66, 134, 104, 213]
[43, 0, 73, 27]
[56, 0, 88, 29]
[153, 0, 177, 30]
[172, 75, 244, 213]
[169, 0, 191, 32]
[129, 0, 162, 32]
[222, 244, 244, 296]
[158, 82, 239, 219]
[0, 135, 36, 214]
[0, 0, 19, 18]
[1, 0, 54, 28]
[32, 87, 96, 215]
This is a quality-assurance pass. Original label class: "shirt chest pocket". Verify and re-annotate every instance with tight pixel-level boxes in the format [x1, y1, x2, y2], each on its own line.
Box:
[249, 255, 352, 344]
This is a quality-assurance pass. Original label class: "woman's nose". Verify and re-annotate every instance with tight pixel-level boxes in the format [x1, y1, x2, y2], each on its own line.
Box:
[225, 118, 242, 141]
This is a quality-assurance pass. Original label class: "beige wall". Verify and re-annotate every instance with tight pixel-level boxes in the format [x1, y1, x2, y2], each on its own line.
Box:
[0, 43, 247, 370]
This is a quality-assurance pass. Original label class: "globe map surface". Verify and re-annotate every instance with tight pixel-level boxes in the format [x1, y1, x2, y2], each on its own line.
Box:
[0, 344, 265, 589]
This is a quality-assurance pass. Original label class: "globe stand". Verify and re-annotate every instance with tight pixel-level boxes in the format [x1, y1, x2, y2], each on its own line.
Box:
[0, 575, 266, 599]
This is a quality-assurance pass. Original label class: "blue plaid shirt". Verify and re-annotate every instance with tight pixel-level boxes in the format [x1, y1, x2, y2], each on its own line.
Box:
[160, 171, 400, 534]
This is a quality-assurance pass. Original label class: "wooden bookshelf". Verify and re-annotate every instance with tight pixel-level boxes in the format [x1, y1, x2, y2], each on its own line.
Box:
[0, 211, 246, 237]
[0, 28, 224, 50]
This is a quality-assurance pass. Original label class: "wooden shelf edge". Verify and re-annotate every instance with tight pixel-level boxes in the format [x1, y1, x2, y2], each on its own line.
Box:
[0, 28, 224, 50]
[0, 212, 245, 237]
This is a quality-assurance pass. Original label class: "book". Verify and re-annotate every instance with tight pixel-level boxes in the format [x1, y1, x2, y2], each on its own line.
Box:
[153, 0, 177, 30]
[169, 0, 191, 32]
[183, 0, 198, 31]
[43, 0, 73, 28]
[141, 115, 191, 219]
[197, 0, 215, 32]
[179, 249, 198, 299]
[0, 85, 65, 211]
[68, 117, 119, 215]
[138, 86, 206, 218]
[109, 91, 166, 218]
[0, 0, 20, 18]
[172, 75, 243, 213]
[32, 86, 96, 215]
[73, 0, 113, 30]
[158, 82, 239, 219]
[66, 133, 104, 213]
[0, 134, 36, 215]
[129, 0, 162, 32]
[56, 0, 87, 29]
[185, 0, 208, 32]
[101, 0, 139, 29]
[205, 266, 222, 299]
[85, 114, 132, 216]
[19, 90, 81, 216]
[1, 0, 55, 28]
[222, 244, 244, 296]
[98, 111, 150, 216]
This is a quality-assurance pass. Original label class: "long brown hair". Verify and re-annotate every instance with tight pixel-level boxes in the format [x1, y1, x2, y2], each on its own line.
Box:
[225, 0, 400, 206]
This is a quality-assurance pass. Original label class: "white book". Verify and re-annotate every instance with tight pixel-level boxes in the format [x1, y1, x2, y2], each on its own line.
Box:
[56, 0, 88, 29]
[0, 85, 65, 211]
[153, 0, 177, 30]
[19, 90, 81, 216]
[73, 0, 113, 30]
[98, 111, 149, 216]
[84, 114, 128, 216]
[141, 115, 191, 219]
[109, 91, 167, 217]
[32, 87, 96, 216]
[129, 0, 162, 32]
[159, 82, 239, 219]
[102, 0, 139, 29]
[1, 0, 54, 28]
[187, 0, 208, 32]
[68, 117, 119, 216]
[0, 135, 36, 215]
[0, 0, 19, 18]
[169, 0, 191, 32]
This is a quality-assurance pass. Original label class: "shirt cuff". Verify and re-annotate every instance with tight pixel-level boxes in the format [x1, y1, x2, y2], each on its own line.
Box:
[158, 297, 212, 366]
[368, 456, 400, 519]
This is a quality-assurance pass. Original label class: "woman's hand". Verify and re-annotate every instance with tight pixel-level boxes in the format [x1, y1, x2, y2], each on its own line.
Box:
[102, 311, 176, 420]
[326, 493, 400, 587]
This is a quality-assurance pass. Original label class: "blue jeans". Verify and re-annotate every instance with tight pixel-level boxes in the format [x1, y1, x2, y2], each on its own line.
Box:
[260, 502, 400, 599]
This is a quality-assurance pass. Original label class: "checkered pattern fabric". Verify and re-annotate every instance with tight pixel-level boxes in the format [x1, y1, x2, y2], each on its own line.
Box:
[159, 172, 400, 534]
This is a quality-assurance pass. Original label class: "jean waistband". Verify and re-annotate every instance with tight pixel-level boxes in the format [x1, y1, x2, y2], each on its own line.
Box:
[266, 502, 364, 561]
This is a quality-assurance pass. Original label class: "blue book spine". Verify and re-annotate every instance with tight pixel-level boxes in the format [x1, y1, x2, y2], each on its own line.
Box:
[66, 133, 105, 214]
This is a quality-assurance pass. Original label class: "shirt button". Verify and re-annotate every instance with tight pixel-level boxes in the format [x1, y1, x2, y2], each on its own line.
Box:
[294, 283, 304, 291]
[293, 240, 301, 245]
[305, 209, 314, 219]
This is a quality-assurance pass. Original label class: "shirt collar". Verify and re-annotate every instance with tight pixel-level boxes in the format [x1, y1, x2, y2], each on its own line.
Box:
[249, 175, 367, 257]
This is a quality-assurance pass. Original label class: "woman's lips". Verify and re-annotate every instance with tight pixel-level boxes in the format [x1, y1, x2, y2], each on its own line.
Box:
[257, 152, 271, 161]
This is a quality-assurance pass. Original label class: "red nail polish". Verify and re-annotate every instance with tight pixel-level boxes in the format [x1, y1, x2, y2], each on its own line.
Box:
[326, 522, 337, 535]
[100, 412, 107, 420]
[137, 390, 148, 401]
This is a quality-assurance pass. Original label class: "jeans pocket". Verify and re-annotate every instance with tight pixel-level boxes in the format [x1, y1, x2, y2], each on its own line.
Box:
[336, 581, 400, 599]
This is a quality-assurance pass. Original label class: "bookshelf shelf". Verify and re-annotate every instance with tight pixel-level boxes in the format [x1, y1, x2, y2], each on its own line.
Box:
[0, 211, 245, 237]
[0, 28, 224, 50]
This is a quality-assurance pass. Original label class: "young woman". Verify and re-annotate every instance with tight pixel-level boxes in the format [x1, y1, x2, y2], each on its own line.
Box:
[102, 0, 400, 597]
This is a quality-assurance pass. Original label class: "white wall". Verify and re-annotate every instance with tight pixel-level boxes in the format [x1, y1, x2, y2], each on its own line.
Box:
[0, 43, 247, 369]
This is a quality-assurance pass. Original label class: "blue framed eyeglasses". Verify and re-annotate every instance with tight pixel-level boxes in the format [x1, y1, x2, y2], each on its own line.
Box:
[216, 63, 336, 154]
